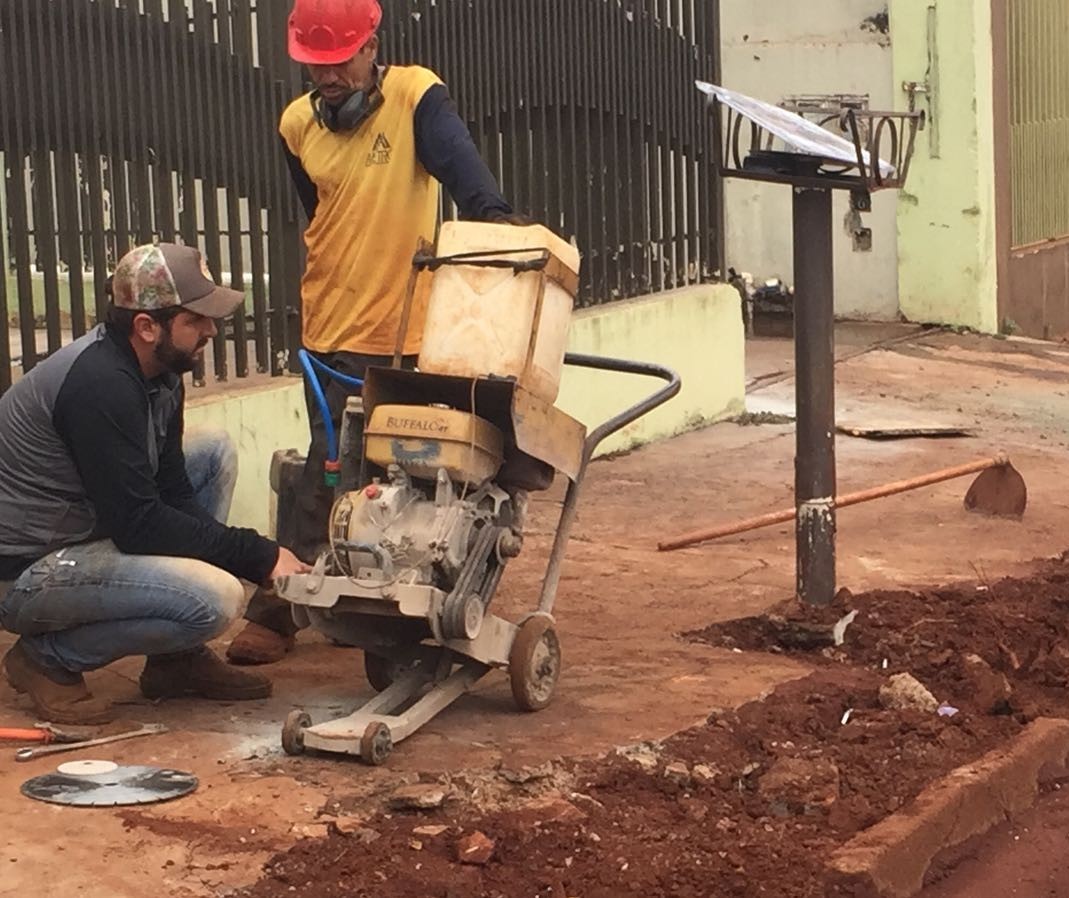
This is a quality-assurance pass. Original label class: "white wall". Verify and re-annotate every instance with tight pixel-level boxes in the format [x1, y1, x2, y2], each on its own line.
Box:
[719, 2, 899, 320]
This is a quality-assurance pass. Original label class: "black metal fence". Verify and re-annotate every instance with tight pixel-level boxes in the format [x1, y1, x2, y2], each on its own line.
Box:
[0, 0, 305, 390]
[0, 0, 721, 393]
[377, 0, 724, 307]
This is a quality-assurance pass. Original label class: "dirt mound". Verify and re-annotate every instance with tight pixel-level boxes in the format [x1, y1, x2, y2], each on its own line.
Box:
[240, 669, 1018, 898]
[689, 555, 1069, 722]
[238, 560, 1069, 898]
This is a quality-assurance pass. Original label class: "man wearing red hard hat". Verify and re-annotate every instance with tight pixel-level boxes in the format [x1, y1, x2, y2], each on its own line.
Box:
[228, 0, 520, 664]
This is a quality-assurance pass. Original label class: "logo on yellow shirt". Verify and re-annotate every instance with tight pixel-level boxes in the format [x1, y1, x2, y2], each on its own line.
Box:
[367, 132, 392, 167]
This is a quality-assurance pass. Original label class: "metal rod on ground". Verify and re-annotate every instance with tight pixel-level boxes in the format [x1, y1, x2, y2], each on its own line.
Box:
[792, 186, 837, 606]
[658, 454, 1014, 552]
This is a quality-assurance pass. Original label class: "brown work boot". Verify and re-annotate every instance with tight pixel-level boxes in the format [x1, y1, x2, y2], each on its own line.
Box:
[140, 646, 272, 701]
[225, 622, 295, 666]
[2, 640, 113, 725]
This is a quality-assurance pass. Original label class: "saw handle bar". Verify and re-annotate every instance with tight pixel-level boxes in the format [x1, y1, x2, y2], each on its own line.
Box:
[538, 353, 681, 615]
[563, 352, 682, 460]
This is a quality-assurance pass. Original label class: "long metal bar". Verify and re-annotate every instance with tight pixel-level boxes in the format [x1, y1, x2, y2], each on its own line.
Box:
[579, 2, 594, 302]
[108, 3, 131, 261]
[658, 455, 1015, 552]
[246, 37, 270, 373]
[34, 2, 62, 354]
[793, 187, 837, 605]
[0, 0, 13, 386]
[151, 1, 176, 242]
[278, 80, 304, 376]
[196, 0, 227, 381]
[0, 128, 10, 389]
[9, 0, 37, 373]
[54, 0, 86, 338]
[222, 4, 250, 381]
[129, 5, 154, 246]
[538, 353, 681, 614]
[86, 1, 110, 323]
[31, 149, 62, 355]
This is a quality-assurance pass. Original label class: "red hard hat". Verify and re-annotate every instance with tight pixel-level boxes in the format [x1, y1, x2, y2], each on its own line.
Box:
[287, 0, 383, 66]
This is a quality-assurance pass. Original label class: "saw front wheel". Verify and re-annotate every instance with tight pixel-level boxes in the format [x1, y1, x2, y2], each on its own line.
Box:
[509, 617, 562, 712]
[360, 722, 393, 765]
[282, 710, 311, 756]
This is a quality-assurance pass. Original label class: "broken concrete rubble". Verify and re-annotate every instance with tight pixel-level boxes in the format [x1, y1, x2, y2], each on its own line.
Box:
[663, 761, 691, 784]
[456, 831, 495, 865]
[879, 672, 939, 713]
[692, 763, 720, 785]
[388, 784, 449, 811]
[959, 653, 1013, 714]
[614, 742, 661, 771]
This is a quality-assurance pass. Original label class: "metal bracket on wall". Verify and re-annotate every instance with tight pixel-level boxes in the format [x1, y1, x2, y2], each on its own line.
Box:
[902, 5, 941, 158]
[846, 190, 873, 253]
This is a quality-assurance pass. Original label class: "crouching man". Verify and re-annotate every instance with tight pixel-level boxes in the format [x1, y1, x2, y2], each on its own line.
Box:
[0, 243, 309, 724]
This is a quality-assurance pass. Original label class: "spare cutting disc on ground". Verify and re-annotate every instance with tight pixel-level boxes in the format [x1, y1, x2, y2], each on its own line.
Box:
[21, 765, 197, 807]
[56, 759, 118, 776]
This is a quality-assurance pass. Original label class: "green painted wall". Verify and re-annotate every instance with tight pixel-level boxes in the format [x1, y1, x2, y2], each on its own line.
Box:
[186, 284, 745, 533]
[557, 284, 746, 455]
[890, 0, 999, 333]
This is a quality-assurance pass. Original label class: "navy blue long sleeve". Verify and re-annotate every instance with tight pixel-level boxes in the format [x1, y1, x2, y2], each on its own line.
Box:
[413, 84, 513, 222]
[50, 332, 279, 583]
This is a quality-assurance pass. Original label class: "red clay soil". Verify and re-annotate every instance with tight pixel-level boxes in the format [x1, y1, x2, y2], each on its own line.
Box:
[240, 672, 1018, 898]
[239, 559, 1069, 898]
[921, 783, 1069, 897]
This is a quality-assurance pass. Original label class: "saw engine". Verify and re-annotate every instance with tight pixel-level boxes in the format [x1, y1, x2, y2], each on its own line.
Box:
[325, 403, 526, 640]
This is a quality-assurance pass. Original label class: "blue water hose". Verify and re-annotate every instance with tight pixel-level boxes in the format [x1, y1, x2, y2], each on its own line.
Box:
[297, 349, 365, 484]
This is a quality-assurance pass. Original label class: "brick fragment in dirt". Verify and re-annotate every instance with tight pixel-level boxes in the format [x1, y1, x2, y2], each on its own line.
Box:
[239, 669, 1019, 898]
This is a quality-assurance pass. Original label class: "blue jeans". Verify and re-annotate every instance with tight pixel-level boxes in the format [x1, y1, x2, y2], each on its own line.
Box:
[0, 429, 244, 674]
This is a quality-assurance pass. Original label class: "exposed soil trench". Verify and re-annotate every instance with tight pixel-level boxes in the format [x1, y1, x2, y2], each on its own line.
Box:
[237, 556, 1069, 898]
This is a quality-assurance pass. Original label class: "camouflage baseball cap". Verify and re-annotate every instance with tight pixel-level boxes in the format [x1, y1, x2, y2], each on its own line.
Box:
[110, 243, 244, 319]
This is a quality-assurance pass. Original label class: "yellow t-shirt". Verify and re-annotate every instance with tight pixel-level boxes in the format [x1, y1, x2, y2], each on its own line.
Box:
[279, 65, 442, 355]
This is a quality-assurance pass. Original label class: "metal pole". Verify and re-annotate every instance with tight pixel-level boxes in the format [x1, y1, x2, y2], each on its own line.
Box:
[792, 187, 836, 605]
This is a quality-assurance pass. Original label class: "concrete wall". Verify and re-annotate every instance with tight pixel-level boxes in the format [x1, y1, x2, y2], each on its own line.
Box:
[185, 379, 311, 535]
[186, 284, 745, 533]
[890, 0, 999, 333]
[720, 1, 899, 320]
[557, 284, 746, 456]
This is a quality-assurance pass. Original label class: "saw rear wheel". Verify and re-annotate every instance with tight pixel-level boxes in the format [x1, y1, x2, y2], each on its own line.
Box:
[509, 617, 562, 712]
[282, 710, 311, 756]
[360, 722, 393, 765]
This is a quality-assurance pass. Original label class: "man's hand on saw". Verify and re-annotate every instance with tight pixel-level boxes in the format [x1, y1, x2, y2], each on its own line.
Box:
[269, 547, 312, 582]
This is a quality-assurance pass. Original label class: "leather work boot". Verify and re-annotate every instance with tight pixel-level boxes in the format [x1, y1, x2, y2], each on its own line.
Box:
[3, 640, 113, 725]
[225, 622, 295, 666]
[140, 646, 272, 701]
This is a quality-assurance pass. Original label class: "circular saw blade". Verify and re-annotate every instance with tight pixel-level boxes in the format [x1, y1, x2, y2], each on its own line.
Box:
[21, 765, 198, 807]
